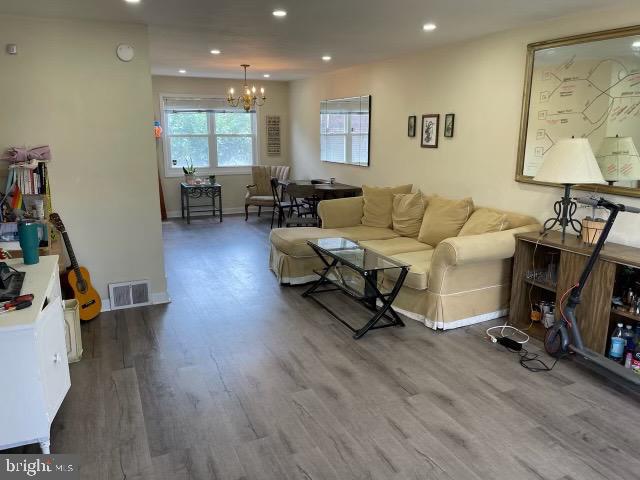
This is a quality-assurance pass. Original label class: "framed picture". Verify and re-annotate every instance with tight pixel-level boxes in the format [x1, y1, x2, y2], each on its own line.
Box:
[444, 113, 455, 138]
[421, 114, 439, 148]
[407, 115, 416, 137]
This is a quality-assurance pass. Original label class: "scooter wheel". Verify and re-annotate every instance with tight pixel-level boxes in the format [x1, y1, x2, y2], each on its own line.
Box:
[544, 328, 564, 357]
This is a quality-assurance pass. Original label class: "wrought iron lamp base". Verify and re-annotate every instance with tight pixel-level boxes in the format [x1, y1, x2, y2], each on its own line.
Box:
[542, 184, 582, 242]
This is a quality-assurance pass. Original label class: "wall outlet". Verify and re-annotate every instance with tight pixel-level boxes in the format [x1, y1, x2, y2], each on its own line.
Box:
[6, 44, 17, 55]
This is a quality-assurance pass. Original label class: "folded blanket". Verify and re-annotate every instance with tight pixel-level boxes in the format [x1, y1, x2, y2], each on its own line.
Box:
[2, 145, 51, 163]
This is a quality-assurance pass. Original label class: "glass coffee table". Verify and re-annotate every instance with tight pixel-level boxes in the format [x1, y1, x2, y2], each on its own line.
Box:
[302, 237, 410, 339]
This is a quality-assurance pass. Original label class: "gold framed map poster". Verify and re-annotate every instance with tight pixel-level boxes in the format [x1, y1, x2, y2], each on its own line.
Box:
[516, 26, 640, 197]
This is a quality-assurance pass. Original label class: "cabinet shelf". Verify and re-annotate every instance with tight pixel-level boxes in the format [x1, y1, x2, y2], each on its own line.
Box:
[523, 278, 557, 293]
[611, 308, 640, 323]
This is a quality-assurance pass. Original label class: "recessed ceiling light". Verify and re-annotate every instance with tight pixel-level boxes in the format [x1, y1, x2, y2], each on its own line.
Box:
[273, 9, 287, 17]
[179, 69, 187, 74]
[125, 0, 141, 3]
[210, 49, 221, 55]
[632, 40, 640, 48]
[263, 74, 271, 78]
[322, 55, 332, 61]
[422, 23, 437, 31]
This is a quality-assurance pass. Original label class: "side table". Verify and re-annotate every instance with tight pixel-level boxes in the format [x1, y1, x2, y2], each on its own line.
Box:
[180, 183, 223, 224]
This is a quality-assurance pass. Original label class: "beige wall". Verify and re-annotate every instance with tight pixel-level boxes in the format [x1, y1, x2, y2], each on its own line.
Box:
[151, 75, 290, 215]
[289, 6, 640, 246]
[0, 15, 167, 301]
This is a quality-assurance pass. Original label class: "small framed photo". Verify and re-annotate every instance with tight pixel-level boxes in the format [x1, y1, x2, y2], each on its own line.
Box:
[421, 114, 439, 148]
[444, 113, 455, 138]
[408, 115, 416, 137]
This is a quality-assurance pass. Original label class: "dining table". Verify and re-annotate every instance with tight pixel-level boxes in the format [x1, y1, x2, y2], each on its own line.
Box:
[279, 179, 362, 199]
[277, 179, 361, 222]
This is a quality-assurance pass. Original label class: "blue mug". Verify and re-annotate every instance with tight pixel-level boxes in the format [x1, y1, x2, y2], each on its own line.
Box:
[18, 221, 40, 265]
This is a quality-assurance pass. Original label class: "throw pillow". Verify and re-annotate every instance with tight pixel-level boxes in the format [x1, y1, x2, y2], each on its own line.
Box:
[361, 184, 413, 228]
[418, 195, 474, 246]
[392, 192, 426, 237]
[458, 208, 510, 236]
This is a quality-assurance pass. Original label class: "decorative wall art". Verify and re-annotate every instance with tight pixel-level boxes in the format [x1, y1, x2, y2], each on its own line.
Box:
[408, 115, 416, 137]
[444, 113, 455, 138]
[421, 114, 439, 148]
[266, 115, 281, 156]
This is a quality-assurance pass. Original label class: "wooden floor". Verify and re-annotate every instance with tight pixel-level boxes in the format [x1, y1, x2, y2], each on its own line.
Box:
[10, 215, 640, 479]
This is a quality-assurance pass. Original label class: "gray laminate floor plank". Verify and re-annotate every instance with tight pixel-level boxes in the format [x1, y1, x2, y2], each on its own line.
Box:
[7, 215, 637, 480]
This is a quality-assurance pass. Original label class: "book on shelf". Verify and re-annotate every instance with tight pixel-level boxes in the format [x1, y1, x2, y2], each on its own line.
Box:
[10, 163, 47, 196]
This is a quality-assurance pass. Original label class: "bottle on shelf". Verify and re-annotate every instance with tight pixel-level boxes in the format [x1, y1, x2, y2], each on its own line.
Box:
[623, 325, 635, 352]
[609, 323, 625, 363]
[624, 325, 636, 368]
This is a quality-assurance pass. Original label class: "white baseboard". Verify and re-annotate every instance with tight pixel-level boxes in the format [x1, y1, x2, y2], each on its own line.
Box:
[100, 291, 171, 312]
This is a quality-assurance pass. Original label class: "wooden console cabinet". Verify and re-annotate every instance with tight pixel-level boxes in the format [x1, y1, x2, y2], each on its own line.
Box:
[509, 231, 640, 354]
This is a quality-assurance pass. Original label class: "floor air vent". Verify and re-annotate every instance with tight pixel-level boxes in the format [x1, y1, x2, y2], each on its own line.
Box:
[108, 280, 151, 310]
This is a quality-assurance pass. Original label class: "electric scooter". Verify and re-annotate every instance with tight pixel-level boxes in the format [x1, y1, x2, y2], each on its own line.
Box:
[544, 196, 640, 386]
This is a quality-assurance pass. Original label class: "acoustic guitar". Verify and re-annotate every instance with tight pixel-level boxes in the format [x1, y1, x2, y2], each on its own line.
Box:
[49, 213, 101, 321]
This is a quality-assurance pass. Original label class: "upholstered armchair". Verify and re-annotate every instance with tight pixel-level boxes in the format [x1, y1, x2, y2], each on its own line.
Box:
[245, 165, 290, 220]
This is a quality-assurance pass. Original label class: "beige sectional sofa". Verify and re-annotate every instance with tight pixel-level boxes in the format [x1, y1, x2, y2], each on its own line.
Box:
[269, 194, 539, 330]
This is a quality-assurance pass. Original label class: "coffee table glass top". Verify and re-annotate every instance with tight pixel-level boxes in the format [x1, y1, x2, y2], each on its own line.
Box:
[308, 237, 410, 272]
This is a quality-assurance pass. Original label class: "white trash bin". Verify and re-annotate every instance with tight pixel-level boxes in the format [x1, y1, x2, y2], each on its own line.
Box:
[64, 299, 83, 363]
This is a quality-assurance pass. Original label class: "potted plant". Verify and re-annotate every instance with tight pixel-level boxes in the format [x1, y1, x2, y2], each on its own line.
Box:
[182, 160, 197, 185]
[581, 202, 607, 245]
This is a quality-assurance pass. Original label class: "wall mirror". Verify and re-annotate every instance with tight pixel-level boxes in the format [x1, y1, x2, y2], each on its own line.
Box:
[320, 95, 371, 167]
[516, 26, 640, 197]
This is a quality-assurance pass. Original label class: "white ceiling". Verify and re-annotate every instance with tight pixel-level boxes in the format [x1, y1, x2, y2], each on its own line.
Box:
[0, 0, 635, 80]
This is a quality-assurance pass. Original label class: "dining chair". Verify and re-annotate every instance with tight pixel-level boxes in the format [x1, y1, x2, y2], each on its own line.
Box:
[245, 165, 290, 220]
[270, 177, 293, 228]
[285, 183, 320, 227]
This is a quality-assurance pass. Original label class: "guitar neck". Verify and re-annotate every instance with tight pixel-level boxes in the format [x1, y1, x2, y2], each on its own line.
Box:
[60, 230, 83, 279]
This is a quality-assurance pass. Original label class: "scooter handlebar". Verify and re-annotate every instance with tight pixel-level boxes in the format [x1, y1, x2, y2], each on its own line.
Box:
[575, 197, 599, 207]
[575, 196, 640, 214]
[624, 204, 640, 214]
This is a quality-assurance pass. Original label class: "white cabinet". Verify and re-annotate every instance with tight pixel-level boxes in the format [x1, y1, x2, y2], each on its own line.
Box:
[0, 256, 70, 454]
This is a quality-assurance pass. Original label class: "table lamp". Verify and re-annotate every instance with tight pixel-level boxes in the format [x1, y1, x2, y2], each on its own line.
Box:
[534, 138, 605, 241]
[596, 135, 640, 185]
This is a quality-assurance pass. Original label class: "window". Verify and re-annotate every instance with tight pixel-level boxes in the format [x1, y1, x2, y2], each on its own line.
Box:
[162, 96, 258, 176]
[320, 95, 370, 166]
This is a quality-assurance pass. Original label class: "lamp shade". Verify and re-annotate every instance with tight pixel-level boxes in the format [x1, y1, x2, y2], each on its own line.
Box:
[596, 136, 640, 182]
[534, 138, 605, 185]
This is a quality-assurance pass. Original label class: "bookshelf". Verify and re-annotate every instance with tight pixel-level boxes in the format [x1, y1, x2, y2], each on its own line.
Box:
[0, 161, 61, 264]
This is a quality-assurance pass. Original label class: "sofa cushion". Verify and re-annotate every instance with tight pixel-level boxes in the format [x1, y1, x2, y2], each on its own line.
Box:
[386, 249, 434, 290]
[392, 192, 426, 238]
[361, 184, 413, 228]
[459, 208, 510, 236]
[359, 237, 432, 257]
[418, 196, 474, 246]
[334, 225, 400, 242]
[270, 227, 342, 257]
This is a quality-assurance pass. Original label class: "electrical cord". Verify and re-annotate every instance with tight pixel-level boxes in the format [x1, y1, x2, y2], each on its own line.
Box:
[504, 344, 565, 372]
[484, 231, 568, 373]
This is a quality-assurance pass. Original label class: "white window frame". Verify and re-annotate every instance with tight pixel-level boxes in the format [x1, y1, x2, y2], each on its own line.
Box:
[160, 94, 259, 177]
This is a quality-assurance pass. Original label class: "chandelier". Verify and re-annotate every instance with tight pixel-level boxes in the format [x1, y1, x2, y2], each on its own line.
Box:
[227, 64, 266, 112]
